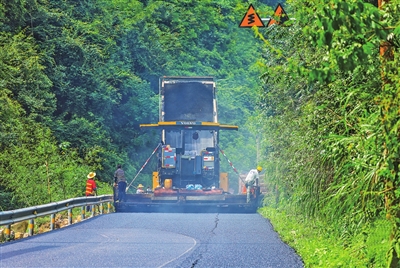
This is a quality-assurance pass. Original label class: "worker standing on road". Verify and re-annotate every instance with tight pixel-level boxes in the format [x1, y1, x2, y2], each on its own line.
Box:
[85, 172, 97, 211]
[244, 166, 262, 202]
[114, 164, 127, 202]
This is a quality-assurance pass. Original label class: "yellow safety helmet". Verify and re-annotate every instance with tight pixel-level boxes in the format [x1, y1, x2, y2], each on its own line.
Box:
[137, 184, 144, 188]
[256, 166, 263, 172]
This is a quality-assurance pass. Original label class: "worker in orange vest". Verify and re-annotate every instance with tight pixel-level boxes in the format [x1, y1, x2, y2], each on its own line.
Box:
[85, 172, 97, 212]
[86, 172, 97, 196]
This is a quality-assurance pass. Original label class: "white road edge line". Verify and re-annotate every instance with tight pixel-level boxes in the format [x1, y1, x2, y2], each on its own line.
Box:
[157, 237, 198, 268]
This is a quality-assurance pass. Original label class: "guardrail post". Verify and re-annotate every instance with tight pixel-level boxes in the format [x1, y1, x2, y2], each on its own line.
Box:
[67, 209, 72, 225]
[28, 219, 34, 236]
[68, 208, 72, 225]
[0, 195, 113, 240]
[4, 225, 11, 241]
[81, 206, 85, 220]
[50, 213, 55, 230]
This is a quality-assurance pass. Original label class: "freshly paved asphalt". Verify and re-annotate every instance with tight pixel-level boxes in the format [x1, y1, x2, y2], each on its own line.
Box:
[0, 213, 304, 267]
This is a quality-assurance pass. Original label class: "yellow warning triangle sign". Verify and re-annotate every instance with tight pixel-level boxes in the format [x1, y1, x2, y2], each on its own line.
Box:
[239, 4, 265, 28]
[267, 3, 288, 27]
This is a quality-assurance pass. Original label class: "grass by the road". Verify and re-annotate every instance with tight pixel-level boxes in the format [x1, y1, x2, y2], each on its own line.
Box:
[259, 207, 390, 267]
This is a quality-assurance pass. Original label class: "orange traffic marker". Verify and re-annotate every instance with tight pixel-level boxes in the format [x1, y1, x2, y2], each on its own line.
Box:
[239, 4, 265, 27]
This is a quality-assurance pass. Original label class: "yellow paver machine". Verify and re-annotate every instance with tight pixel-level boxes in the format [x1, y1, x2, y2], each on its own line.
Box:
[115, 76, 263, 213]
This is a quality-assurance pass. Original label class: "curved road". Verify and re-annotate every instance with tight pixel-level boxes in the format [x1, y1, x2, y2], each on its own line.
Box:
[0, 213, 303, 267]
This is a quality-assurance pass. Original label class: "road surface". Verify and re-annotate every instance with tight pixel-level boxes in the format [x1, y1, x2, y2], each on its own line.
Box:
[0, 213, 303, 267]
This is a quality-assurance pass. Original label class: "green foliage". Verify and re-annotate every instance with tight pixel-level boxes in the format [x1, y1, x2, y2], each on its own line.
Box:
[0, 31, 54, 120]
[0, 189, 18, 211]
[296, 0, 386, 83]
[0, 95, 100, 206]
[0, 0, 265, 209]
[256, 0, 400, 266]
[260, 207, 390, 267]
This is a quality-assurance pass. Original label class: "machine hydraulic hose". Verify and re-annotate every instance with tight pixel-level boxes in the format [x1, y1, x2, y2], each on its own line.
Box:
[216, 144, 245, 185]
[126, 143, 162, 192]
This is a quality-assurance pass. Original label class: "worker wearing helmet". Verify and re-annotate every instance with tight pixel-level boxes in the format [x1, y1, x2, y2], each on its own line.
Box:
[244, 166, 262, 202]
[245, 166, 262, 186]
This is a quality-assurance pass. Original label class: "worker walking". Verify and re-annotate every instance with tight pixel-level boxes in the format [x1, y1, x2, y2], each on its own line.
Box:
[114, 164, 127, 202]
[85, 172, 97, 211]
[244, 166, 262, 203]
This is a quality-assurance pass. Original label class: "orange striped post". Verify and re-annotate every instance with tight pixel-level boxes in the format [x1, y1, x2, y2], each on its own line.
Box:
[28, 219, 34, 236]
[4, 225, 11, 240]
[81, 206, 85, 220]
[50, 214, 55, 230]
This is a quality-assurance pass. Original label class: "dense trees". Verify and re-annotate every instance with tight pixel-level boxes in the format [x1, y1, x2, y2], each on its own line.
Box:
[0, 0, 264, 208]
[257, 0, 400, 265]
[3, 0, 400, 265]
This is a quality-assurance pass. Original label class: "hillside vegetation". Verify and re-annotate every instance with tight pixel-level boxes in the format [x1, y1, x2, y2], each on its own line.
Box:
[257, 0, 400, 266]
[0, 0, 268, 209]
[2, 0, 400, 266]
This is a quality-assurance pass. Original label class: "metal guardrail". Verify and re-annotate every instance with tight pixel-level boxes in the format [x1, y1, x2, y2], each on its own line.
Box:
[0, 195, 114, 240]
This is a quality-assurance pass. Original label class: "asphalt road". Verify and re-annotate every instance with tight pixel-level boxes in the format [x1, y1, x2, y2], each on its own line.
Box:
[0, 213, 303, 268]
